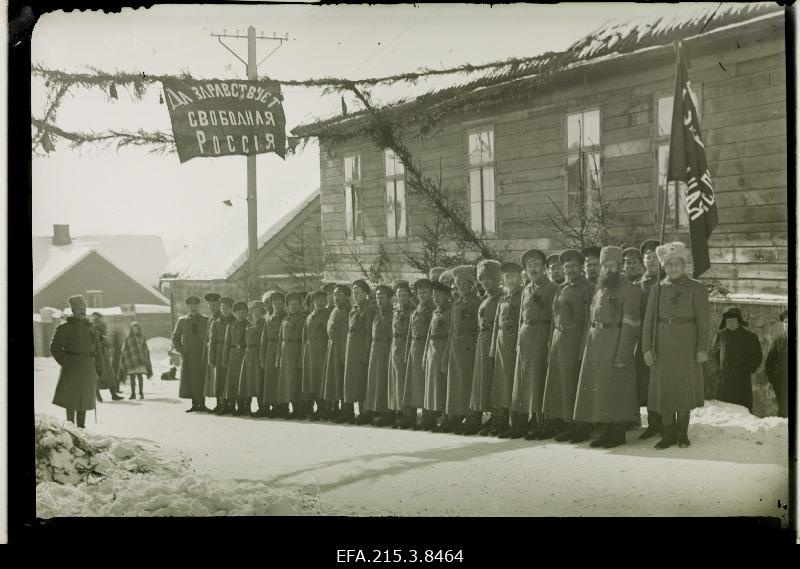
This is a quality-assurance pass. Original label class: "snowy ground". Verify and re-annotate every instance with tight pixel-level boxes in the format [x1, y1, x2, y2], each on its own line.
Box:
[34, 339, 789, 521]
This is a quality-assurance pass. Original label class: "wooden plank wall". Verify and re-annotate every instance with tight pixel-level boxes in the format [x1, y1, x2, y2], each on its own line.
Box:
[318, 29, 787, 296]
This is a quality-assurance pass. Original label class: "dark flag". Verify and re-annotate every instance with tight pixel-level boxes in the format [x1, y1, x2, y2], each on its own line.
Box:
[667, 44, 718, 277]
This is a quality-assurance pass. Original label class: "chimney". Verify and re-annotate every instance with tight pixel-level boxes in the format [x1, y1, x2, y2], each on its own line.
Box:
[52, 224, 71, 246]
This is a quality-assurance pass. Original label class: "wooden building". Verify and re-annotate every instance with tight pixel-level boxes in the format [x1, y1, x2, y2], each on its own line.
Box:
[293, 5, 787, 304]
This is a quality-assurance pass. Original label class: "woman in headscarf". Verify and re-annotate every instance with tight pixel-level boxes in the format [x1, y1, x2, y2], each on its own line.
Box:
[119, 321, 153, 400]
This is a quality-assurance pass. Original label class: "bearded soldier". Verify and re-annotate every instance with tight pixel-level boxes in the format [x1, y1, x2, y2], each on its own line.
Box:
[402, 274, 437, 430]
[636, 239, 664, 439]
[389, 281, 414, 428]
[443, 265, 480, 434]
[365, 284, 396, 426]
[303, 290, 331, 420]
[463, 260, 502, 436]
[209, 296, 235, 414]
[574, 246, 641, 448]
[541, 250, 593, 442]
[173, 296, 210, 413]
[642, 242, 711, 449]
[344, 280, 375, 424]
[489, 262, 523, 437]
[324, 284, 351, 422]
[512, 249, 558, 439]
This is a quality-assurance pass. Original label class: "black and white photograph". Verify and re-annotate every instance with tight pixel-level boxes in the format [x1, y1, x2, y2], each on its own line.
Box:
[7, 0, 796, 543]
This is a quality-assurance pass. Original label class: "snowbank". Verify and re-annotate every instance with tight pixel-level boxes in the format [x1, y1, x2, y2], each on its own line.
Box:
[35, 414, 352, 517]
[690, 400, 788, 433]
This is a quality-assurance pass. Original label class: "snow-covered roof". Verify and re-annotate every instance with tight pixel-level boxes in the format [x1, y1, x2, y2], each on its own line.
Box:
[165, 188, 320, 281]
[293, 3, 782, 137]
[32, 233, 169, 288]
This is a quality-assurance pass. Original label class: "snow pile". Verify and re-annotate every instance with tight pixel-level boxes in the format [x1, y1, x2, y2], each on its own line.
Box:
[691, 400, 788, 433]
[35, 415, 353, 517]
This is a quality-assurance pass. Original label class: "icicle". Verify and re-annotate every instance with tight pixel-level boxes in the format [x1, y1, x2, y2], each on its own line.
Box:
[109, 83, 118, 100]
[41, 132, 55, 153]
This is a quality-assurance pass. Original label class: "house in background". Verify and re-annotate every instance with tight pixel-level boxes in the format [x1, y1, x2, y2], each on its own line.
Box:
[33, 224, 170, 312]
[160, 189, 323, 316]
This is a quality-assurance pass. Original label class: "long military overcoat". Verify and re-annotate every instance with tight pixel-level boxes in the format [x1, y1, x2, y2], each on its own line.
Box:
[239, 318, 265, 399]
[573, 280, 641, 423]
[541, 276, 592, 420]
[208, 313, 235, 396]
[276, 312, 305, 403]
[445, 292, 480, 416]
[343, 302, 375, 403]
[423, 303, 451, 412]
[402, 300, 434, 409]
[51, 317, 103, 412]
[469, 290, 502, 412]
[511, 277, 557, 415]
[365, 305, 394, 412]
[489, 289, 522, 410]
[302, 307, 330, 397]
[635, 272, 661, 406]
[388, 303, 412, 411]
[260, 310, 285, 404]
[173, 312, 209, 400]
[322, 306, 348, 401]
[222, 318, 248, 400]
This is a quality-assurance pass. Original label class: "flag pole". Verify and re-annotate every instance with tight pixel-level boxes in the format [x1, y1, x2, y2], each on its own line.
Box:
[651, 40, 682, 362]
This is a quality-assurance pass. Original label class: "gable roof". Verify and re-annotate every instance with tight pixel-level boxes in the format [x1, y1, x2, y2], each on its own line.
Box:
[32, 233, 169, 288]
[32, 248, 170, 304]
[165, 188, 320, 280]
[293, 3, 783, 138]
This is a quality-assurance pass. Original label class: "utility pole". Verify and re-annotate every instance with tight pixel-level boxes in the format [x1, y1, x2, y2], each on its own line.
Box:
[211, 27, 288, 299]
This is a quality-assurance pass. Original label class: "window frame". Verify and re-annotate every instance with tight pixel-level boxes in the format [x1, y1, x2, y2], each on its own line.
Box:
[85, 290, 103, 309]
[383, 149, 408, 239]
[653, 82, 703, 229]
[564, 108, 603, 216]
[343, 154, 363, 241]
[465, 125, 497, 237]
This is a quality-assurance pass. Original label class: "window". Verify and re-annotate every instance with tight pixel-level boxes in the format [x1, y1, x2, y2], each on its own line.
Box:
[655, 84, 702, 228]
[384, 149, 407, 238]
[344, 155, 362, 240]
[566, 110, 602, 215]
[86, 290, 103, 308]
[468, 129, 496, 235]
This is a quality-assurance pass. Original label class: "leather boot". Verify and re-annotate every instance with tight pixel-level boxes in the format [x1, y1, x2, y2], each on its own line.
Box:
[491, 408, 509, 436]
[76, 411, 86, 428]
[66, 409, 75, 424]
[639, 411, 662, 440]
[569, 422, 592, 443]
[524, 417, 540, 440]
[602, 423, 626, 448]
[461, 412, 483, 436]
[356, 410, 375, 425]
[554, 421, 575, 442]
[655, 423, 677, 449]
[536, 418, 558, 440]
[397, 407, 415, 429]
[452, 415, 467, 435]
[419, 410, 436, 431]
[478, 412, 494, 436]
[510, 413, 528, 439]
[677, 411, 691, 448]
[437, 415, 456, 433]
[590, 424, 612, 448]
[375, 411, 395, 427]
[497, 411, 517, 438]
[334, 402, 353, 423]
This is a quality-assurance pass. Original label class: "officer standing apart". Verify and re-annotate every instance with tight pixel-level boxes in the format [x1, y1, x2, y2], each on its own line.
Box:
[173, 296, 209, 413]
[51, 295, 104, 428]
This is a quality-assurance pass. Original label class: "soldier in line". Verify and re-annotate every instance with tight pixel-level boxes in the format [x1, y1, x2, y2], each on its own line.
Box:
[541, 250, 593, 442]
[240, 300, 267, 417]
[173, 296, 210, 413]
[201, 292, 222, 413]
[302, 290, 331, 420]
[422, 280, 452, 431]
[388, 281, 413, 428]
[546, 253, 565, 285]
[573, 246, 641, 449]
[642, 242, 711, 449]
[439, 268, 457, 303]
[488, 262, 523, 437]
[51, 295, 104, 428]
[443, 265, 481, 434]
[260, 292, 286, 418]
[622, 248, 645, 285]
[322, 284, 351, 422]
[323, 282, 337, 310]
[402, 274, 437, 430]
[209, 296, 236, 414]
[581, 246, 601, 285]
[223, 301, 250, 416]
[463, 260, 503, 436]
[636, 239, 664, 439]
[512, 249, 558, 440]
[343, 280, 375, 424]
[276, 292, 307, 420]
[364, 284, 396, 427]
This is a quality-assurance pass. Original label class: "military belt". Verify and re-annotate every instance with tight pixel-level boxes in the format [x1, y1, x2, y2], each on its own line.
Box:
[523, 319, 551, 326]
[591, 322, 621, 329]
[554, 324, 578, 331]
[658, 317, 696, 325]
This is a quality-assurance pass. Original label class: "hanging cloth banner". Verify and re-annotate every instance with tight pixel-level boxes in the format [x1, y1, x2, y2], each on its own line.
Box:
[162, 77, 286, 163]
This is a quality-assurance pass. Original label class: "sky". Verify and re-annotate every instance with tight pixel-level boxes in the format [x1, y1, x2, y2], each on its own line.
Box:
[31, 2, 705, 260]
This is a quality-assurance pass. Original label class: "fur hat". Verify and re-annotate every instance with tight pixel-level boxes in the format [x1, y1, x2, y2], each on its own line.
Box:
[68, 295, 88, 309]
[429, 267, 446, 281]
[476, 259, 501, 281]
[656, 242, 690, 265]
[452, 265, 477, 282]
[719, 307, 748, 330]
[247, 300, 266, 312]
[439, 269, 454, 285]
[261, 290, 277, 303]
[599, 246, 623, 265]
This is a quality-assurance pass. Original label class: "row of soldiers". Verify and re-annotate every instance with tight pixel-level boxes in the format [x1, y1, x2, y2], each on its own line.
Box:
[172, 239, 710, 450]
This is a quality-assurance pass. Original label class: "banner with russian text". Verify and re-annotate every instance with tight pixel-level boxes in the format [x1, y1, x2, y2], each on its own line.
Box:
[162, 78, 286, 163]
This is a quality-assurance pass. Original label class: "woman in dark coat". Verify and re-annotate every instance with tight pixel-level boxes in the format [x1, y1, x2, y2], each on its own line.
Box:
[119, 321, 153, 400]
[402, 276, 436, 430]
[223, 301, 250, 415]
[239, 301, 266, 416]
[765, 310, 789, 418]
[276, 292, 307, 419]
[322, 285, 351, 421]
[303, 290, 330, 419]
[710, 307, 763, 413]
